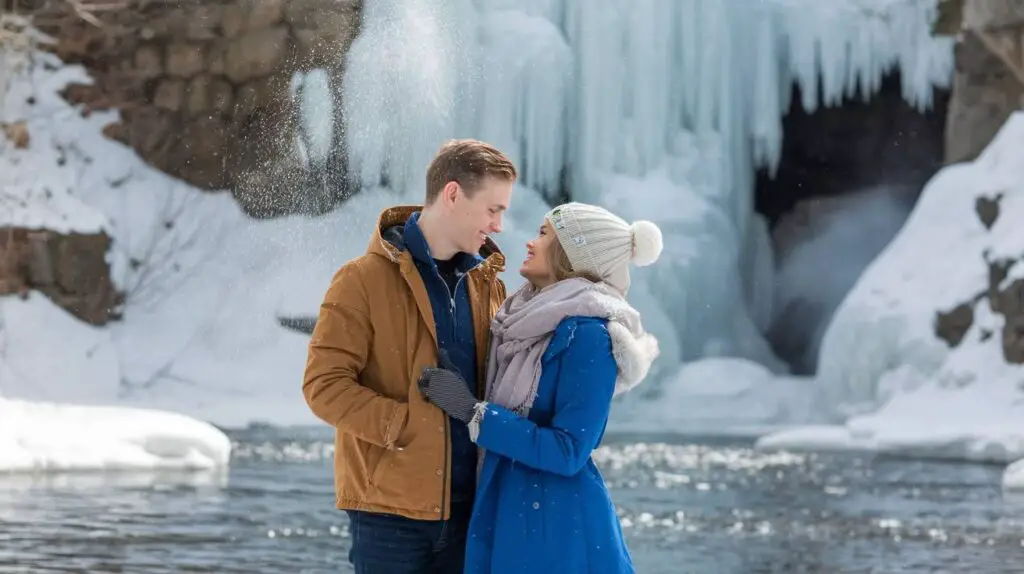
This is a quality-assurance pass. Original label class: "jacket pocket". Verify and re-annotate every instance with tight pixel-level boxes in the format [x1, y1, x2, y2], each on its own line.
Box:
[364, 442, 387, 486]
[366, 418, 416, 486]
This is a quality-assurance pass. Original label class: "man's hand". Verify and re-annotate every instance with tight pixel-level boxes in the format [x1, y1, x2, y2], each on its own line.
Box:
[418, 367, 478, 423]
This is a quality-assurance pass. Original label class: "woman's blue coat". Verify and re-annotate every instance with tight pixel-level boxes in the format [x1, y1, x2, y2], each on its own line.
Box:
[465, 316, 634, 573]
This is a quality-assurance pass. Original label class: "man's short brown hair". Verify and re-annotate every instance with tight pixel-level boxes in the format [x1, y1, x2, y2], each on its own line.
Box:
[425, 139, 517, 204]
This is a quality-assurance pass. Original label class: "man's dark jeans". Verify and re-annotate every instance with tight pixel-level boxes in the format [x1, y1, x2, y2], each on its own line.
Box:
[346, 502, 472, 573]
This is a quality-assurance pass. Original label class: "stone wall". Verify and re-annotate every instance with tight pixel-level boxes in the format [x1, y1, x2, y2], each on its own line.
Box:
[0, 227, 120, 325]
[944, 0, 1024, 163]
[15, 0, 360, 215]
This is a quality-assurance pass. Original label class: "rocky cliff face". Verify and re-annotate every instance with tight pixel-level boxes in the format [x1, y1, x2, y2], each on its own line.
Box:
[20, 0, 359, 216]
[935, 0, 1024, 365]
[2, 0, 360, 324]
[0, 227, 120, 325]
[944, 0, 1024, 163]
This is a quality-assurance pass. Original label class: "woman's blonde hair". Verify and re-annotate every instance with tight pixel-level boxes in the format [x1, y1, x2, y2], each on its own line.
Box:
[547, 226, 602, 284]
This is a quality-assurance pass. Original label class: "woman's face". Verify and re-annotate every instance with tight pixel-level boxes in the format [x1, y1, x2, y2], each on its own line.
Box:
[519, 220, 557, 289]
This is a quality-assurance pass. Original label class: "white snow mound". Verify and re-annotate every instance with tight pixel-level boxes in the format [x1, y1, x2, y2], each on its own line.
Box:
[0, 397, 231, 472]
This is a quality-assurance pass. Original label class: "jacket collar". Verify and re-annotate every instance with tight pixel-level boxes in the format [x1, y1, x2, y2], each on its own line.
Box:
[403, 212, 481, 274]
[366, 205, 507, 275]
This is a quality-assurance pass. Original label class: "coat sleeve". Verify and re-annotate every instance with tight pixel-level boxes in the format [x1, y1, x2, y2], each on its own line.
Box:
[303, 262, 408, 449]
[472, 320, 616, 477]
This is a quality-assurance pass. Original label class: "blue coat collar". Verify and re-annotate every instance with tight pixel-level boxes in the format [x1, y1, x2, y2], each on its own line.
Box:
[404, 212, 482, 273]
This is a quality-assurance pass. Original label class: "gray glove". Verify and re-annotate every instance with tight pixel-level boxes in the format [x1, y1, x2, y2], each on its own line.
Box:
[418, 363, 478, 424]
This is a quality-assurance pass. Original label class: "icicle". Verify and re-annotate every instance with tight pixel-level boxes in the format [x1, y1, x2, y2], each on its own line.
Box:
[479, 0, 564, 24]
[816, 10, 848, 108]
[560, 0, 631, 202]
[741, 213, 776, 334]
[784, 7, 820, 114]
[676, 0, 699, 128]
[716, 0, 741, 233]
[294, 68, 334, 170]
[620, 0, 673, 177]
[751, 8, 783, 176]
[692, 0, 722, 136]
[476, 10, 572, 200]
[342, 0, 477, 194]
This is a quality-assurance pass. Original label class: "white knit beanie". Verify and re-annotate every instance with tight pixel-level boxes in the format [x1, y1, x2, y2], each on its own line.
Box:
[545, 202, 663, 295]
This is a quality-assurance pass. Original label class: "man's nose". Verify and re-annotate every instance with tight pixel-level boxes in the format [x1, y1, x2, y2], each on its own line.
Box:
[491, 215, 503, 233]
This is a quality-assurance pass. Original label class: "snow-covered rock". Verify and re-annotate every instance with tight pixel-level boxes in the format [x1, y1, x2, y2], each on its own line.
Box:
[611, 357, 816, 436]
[759, 112, 1024, 465]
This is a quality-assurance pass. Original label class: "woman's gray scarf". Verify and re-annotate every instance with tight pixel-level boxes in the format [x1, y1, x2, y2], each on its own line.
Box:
[476, 278, 659, 432]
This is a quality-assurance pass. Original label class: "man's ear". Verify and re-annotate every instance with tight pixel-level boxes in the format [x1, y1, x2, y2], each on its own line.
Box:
[441, 181, 460, 207]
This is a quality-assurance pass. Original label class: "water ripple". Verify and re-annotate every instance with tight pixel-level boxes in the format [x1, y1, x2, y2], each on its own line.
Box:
[0, 431, 1017, 573]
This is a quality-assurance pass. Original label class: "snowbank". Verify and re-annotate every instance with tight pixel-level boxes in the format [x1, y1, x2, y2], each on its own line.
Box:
[0, 397, 230, 472]
[1004, 459, 1024, 491]
[611, 357, 816, 436]
[759, 113, 1024, 465]
[1, 44, 107, 233]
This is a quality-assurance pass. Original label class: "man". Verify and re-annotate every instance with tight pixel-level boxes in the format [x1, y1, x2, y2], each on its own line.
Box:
[303, 139, 516, 573]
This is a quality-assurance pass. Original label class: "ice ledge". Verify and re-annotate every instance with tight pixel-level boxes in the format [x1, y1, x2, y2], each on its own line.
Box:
[0, 397, 232, 473]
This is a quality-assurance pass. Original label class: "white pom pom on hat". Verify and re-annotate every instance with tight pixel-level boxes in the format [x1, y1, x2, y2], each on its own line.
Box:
[630, 220, 663, 267]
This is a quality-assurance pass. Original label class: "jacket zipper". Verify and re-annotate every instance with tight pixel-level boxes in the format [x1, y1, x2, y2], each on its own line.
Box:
[451, 275, 465, 336]
[435, 269, 464, 520]
[437, 271, 465, 336]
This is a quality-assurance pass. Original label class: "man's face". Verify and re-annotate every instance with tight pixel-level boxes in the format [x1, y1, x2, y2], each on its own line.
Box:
[445, 177, 513, 254]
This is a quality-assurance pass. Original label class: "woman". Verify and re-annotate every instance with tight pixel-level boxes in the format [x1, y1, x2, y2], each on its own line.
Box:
[418, 202, 663, 573]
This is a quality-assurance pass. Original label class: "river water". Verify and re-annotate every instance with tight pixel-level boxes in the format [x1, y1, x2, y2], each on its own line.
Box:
[1, 427, 1022, 573]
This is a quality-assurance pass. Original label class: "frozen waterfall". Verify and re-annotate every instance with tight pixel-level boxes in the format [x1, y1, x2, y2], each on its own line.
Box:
[338, 0, 954, 379]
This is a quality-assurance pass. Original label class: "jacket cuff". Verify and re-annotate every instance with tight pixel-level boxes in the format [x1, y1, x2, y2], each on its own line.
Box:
[468, 402, 488, 443]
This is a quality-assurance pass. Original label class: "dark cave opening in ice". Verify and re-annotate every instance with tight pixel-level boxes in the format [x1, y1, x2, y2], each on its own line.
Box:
[754, 71, 951, 374]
